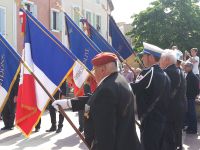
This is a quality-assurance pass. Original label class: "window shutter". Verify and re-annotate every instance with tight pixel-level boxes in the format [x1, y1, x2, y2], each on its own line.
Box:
[0, 8, 6, 36]
[50, 10, 53, 30]
[0, 9, 2, 34]
[33, 4, 37, 18]
[2, 8, 5, 35]
[58, 12, 62, 31]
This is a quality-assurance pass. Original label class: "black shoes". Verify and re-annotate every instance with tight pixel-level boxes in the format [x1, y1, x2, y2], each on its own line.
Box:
[186, 130, 197, 134]
[1, 127, 8, 130]
[46, 126, 57, 132]
[56, 128, 62, 133]
[46, 126, 63, 133]
[184, 127, 197, 134]
[34, 128, 40, 132]
[1, 126, 13, 130]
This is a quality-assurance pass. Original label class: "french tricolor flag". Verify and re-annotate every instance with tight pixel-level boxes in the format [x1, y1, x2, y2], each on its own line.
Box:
[16, 9, 89, 137]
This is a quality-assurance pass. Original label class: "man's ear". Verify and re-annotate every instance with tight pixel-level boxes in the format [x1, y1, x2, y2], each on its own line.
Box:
[102, 65, 107, 73]
[149, 55, 154, 62]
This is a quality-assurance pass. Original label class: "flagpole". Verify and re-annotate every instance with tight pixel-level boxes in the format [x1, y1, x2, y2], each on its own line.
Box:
[1, 25, 89, 145]
[23, 6, 95, 79]
[56, 2, 98, 94]
[13, 6, 90, 147]
[56, 2, 141, 127]
[19, 54, 90, 149]
[105, 10, 144, 68]
[56, 2, 140, 127]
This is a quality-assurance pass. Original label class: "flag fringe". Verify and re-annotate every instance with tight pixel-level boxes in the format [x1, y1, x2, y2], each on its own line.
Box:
[15, 97, 50, 138]
[16, 64, 73, 138]
[15, 106, 37, 124]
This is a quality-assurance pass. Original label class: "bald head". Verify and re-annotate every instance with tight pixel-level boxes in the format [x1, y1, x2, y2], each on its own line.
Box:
[91, 52, 119, 84]
[93, 61, 118, 84]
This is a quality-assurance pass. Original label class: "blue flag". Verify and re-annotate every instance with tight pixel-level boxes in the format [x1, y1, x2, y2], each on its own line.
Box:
[0, 34, 20, 112]
[65, 13, 101, 70]
[109, 15, 133, 59]
[80, 19, 118, 55]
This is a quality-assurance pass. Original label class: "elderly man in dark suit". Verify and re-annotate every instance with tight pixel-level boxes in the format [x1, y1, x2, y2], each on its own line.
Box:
[160, 49, 187, 150]
[184, 61, 199, 134]
[52, 52, 141, 150]
[131, 42, 171, 150]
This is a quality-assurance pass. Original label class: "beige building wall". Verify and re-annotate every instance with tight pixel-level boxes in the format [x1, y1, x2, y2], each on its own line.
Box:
[117, 22, 133, 47]
[0, 0, 17, 49]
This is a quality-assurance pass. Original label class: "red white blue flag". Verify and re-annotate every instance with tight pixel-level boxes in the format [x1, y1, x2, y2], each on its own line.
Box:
[15, 9, 86, 137]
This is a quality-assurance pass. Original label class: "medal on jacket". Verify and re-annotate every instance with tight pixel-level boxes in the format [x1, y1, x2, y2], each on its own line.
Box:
[84, 104, 90, 119]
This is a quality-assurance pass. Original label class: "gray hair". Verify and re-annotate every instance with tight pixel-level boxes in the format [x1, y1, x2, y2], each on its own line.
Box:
[161, 49, 177, 64]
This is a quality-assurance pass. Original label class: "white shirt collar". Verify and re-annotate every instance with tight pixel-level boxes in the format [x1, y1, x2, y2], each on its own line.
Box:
[97, 72, 118, 86]
[97, 75, 109, 86]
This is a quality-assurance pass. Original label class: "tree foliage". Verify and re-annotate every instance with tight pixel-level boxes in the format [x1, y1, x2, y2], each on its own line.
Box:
[128, 0, 200, 52]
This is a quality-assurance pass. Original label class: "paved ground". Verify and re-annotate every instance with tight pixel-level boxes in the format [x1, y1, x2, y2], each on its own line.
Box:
[0, 110, 199, 150]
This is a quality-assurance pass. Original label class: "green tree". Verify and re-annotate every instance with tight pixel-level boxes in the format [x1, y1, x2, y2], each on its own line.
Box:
[128, 0, 200, 52]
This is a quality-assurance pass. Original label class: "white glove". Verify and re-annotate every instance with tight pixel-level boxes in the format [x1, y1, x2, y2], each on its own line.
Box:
[52, 99, 72, 111]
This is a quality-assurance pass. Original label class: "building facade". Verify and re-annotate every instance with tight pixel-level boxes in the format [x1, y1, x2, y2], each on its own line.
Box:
[61, 0, 114, 46]
[17, 0, 62, 53]
[117, 22, 133, 47]
[0, 0, 17, 49]
[1, 0, 113, 53]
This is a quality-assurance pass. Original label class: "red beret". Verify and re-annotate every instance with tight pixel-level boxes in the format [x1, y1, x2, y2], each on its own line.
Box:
[92, 52, 118, 66]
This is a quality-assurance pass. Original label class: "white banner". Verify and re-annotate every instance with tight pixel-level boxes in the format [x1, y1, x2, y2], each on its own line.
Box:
[73, 61, 89, 88]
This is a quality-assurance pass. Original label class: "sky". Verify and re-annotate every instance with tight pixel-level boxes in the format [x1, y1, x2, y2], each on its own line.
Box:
[112, 0, 155, 23]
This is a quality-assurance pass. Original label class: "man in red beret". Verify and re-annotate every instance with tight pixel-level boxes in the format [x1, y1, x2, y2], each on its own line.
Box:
[52, 52, 141, 150]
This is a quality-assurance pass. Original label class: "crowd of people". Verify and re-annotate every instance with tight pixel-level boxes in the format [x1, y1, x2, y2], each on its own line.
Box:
[1, 42, 200, 150]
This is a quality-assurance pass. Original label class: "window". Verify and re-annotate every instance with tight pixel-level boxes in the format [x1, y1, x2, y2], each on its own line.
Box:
[51, 9, 61, 31]
[86, 11, 92, 24]
[96, 15, 101, 32]
[0, 6, 6, 37]
[24, 2, 37, 17]
[92, 13, 96, 27]
[72, 7, 81, 27]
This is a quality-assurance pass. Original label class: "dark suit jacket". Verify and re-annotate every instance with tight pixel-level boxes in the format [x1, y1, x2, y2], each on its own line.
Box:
[131, 64, 171, 150]
[71, 72, 141, 150]
[54, 81, 66, 99]
[131, 64, 171, 121]
[164, 64, 187, 122]
[186, 71, 199, 99]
